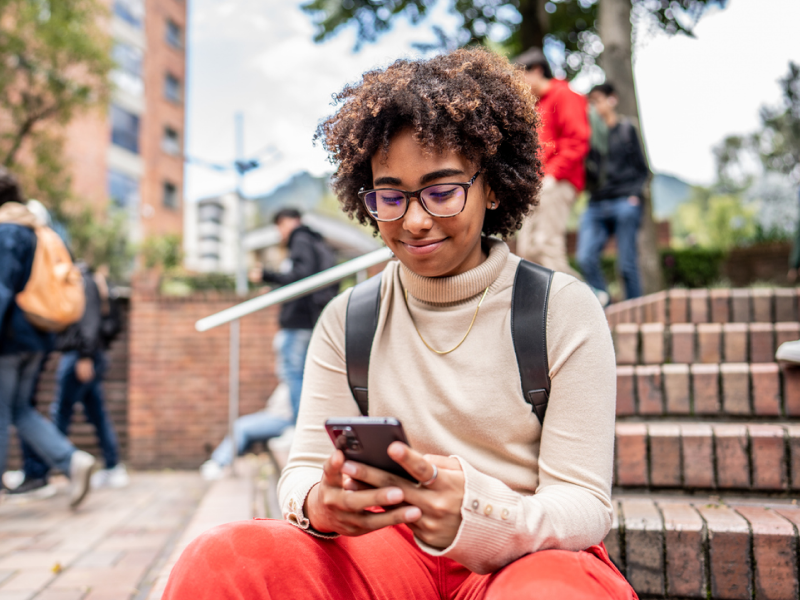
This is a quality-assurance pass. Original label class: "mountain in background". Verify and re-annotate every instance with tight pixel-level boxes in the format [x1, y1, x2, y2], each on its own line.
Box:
[651, 173, 693, 220]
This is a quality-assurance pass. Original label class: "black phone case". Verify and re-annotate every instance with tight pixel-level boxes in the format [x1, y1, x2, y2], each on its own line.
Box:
[324, 417, 416, 482]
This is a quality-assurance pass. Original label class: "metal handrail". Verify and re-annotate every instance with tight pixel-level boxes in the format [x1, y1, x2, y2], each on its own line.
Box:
[195, 247, 393, 332]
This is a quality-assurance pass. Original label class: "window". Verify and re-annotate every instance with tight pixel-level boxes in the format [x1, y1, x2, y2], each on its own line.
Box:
[108, 170, 140, 210]
[111, 105, 140, 154]
[114, 0, 144, 29]
[111, 43, 143, 96]
[200, 234, 221, 243]
[166, 19, 183, 48]
[199, 203, 223, 224]
[165, 73, 181, 103]
[162, 126, 180, 155]
[163, 181, 179, 209]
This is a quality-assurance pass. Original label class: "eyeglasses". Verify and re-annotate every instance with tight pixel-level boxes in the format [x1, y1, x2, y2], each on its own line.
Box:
[359, 171, 481, 222]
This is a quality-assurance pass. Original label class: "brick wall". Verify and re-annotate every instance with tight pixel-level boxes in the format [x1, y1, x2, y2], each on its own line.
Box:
[127, 284, 280, 469]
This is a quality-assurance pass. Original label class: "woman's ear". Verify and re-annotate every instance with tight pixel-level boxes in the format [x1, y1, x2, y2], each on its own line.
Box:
[486, 186, 498, 210]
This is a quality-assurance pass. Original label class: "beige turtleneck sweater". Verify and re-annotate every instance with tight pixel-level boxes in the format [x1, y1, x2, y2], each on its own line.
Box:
[277, 239, 617, 574]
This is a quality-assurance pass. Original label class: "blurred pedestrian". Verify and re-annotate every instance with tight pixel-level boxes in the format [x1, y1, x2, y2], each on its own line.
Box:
[18, 263, 128, 496]
[576, 83, 649, 300]
[515, 47, 589, 276]
[0, 169, 95, 508]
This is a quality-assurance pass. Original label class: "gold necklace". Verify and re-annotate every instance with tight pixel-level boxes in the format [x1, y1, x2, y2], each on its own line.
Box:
[404, 286, 490, 355]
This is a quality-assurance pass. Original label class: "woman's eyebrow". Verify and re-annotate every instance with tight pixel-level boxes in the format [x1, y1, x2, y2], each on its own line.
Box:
[373, 168, 466, 188]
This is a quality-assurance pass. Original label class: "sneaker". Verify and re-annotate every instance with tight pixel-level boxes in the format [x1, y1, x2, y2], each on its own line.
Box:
[776, 339, 800, 364]
[5, 477, 57, 504]
[69, 450, 96, 508]
[200, 459, 224, 481]
[92, 464, 130, 489]
[2, 470, 24, 490]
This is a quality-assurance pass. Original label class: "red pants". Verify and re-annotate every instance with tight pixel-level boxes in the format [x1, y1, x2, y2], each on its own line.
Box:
[163, 519, 638, 599]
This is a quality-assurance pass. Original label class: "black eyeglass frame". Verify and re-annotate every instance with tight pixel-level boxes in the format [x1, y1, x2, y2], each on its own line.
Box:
[358, 171, 482, 222]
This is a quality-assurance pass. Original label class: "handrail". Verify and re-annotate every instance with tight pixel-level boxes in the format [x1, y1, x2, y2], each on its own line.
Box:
[195, 247, 393, 332]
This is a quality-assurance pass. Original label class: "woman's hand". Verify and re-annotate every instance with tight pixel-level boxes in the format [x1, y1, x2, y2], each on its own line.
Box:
[339, 442, 466, 549]
[304, 449, 422, 536]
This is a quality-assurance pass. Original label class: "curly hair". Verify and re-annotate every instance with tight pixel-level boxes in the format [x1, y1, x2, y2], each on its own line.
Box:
[315, 47, 543, 238]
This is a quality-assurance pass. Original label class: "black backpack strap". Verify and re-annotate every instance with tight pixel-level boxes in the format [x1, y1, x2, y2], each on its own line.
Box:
[511, 260, 554, 425]
[345, 273, 383, 416]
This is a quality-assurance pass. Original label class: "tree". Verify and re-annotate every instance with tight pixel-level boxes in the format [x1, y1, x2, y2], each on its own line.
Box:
[302, 0, 727, 293]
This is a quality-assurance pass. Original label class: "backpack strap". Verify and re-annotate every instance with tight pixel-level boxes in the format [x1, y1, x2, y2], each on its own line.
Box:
[345, 273, 383, 416]
[511, 260, 554, 425]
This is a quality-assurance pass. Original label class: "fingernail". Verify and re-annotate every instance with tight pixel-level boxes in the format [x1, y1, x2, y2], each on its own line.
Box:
[405, 507, 421, 521]
[341, 462, 356, 476]
[386, 488, 403, 504]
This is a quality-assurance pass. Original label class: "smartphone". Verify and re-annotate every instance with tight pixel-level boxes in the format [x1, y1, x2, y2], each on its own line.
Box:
[324, 417, 416, 482]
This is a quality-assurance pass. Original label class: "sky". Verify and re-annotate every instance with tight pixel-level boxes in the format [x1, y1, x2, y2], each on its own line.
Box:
[184, 0, 800, 202]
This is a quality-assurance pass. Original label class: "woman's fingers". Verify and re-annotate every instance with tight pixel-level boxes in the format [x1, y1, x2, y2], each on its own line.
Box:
[424, 454, 462, 471]
[386, 442, 439, 485]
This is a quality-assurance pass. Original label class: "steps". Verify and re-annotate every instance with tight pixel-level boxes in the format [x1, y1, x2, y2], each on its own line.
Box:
[605, 286, 800, 599]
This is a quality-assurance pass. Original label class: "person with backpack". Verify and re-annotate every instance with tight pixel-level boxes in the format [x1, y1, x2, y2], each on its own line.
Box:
[576, 83, 650, 300]
[0, 168, 96, 508]
[164, 48, 634, 600]
[14, 263, 128, 498]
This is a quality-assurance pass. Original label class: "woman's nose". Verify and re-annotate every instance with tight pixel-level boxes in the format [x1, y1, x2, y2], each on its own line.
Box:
[403, 197, 433, 233]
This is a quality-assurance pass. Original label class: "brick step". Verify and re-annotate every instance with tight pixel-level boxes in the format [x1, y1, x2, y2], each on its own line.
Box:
[613, 321, 800, 365]
[606, 287, 798, 327]
[614, 421, 800, 491]
[616, 362, 800, 417]
[605, 495, 800, 599]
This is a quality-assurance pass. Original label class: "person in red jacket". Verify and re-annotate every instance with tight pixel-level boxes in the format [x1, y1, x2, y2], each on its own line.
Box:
[515, 48, 589, 276]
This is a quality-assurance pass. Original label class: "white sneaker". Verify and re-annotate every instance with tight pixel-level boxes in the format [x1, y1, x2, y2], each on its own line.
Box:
[91, 464, 130, 489]
[200, 460, 224, 481]
[776, 339, 800, 363]
[2, 470, 24, 490]
[69, 450, 96, 508]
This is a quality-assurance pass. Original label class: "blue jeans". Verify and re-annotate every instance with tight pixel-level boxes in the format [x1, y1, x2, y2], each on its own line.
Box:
[210, 411, 294, 467]
[23, 351, 119, 479]
[0, 353, 74, 475]
[275, 329, 312, 420]
[576, 197, 643, 300]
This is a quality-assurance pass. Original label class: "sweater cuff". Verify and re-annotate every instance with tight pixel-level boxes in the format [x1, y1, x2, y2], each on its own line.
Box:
[414, 457, 522, 574]
[283, 478, 339, 540]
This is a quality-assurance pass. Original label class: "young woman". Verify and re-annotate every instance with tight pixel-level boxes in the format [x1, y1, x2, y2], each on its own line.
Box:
[164, 48, 636, 600]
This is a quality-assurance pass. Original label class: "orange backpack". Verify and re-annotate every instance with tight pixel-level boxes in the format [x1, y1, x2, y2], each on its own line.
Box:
[16, 226, 85, 332]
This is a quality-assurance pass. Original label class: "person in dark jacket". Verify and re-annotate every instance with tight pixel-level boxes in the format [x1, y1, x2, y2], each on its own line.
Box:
[19, 264, 128, 494]
[249, 208, 337, 420]
[576, 82, 650, 300]
[0, 168, 95, 507]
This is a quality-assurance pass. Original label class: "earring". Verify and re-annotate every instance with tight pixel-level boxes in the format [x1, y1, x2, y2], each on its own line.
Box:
[490, 202, 496, 209]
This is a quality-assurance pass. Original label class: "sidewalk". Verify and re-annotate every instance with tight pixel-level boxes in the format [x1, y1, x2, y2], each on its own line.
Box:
[0, 457, 272, 600]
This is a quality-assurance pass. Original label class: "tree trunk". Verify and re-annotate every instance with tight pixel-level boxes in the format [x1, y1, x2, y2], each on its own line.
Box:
[598, 0, 664, 294]
[517, 0, 548, 50]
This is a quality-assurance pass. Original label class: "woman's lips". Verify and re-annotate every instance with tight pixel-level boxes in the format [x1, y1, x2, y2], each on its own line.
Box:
[399, 238, 446, 255]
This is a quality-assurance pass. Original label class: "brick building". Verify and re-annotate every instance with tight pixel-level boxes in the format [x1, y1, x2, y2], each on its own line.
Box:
[63, 0, 187, 242]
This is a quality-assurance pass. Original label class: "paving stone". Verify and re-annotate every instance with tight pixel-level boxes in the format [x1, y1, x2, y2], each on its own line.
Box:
[689, 289, 709, 323]
[734, 506, 798, 600]
[621, 499, 664, 596]
[731, 289, 752, 322]
[0, 591, 36, 600]
[749, 425, 788, 490]
[783, 366, 800, 417]
[0, 568, 55, 592]
[640, 323, 665, 364]
[714, 424, 750, 489]
[720, 363, 751, 415]
[35, 590, 86, 600]
[670, 323, 695, 364]
[691, 363, 720, 414]
[775, 321, 800, 348]
[635, 365, 663, 415]
[668, 289, 689, 324]
[649, 291, 667, 324]
[750, 323, 776, 364]
[696, 504, 752, 600]
[616, 366, 636, 416]
[697, 323, 722, 364]
[723, 322, 749, 363]
[71, 551, 122, 569]
[789, 426, 800, 490]
[648, 423, 681, 487]
[614, 324, 639, 365]
[660, 502, 706, 599]
[681, 423, 715, 489]
[662, 364, 690, 414]
[751, 288, 774, 323]
[774, 288, 797, 322]
[751, 363, 782, 416]
[615, 423, 648, 487]
[710, 288, 731, 323]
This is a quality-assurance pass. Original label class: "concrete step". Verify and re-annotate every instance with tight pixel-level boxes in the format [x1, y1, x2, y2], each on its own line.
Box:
[612, 321, 800, 365]
[614, 421, 800, 492]
[605, 494, 800, 599]
[605, 287, 798, 327]
[616, 362, 800, 418]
